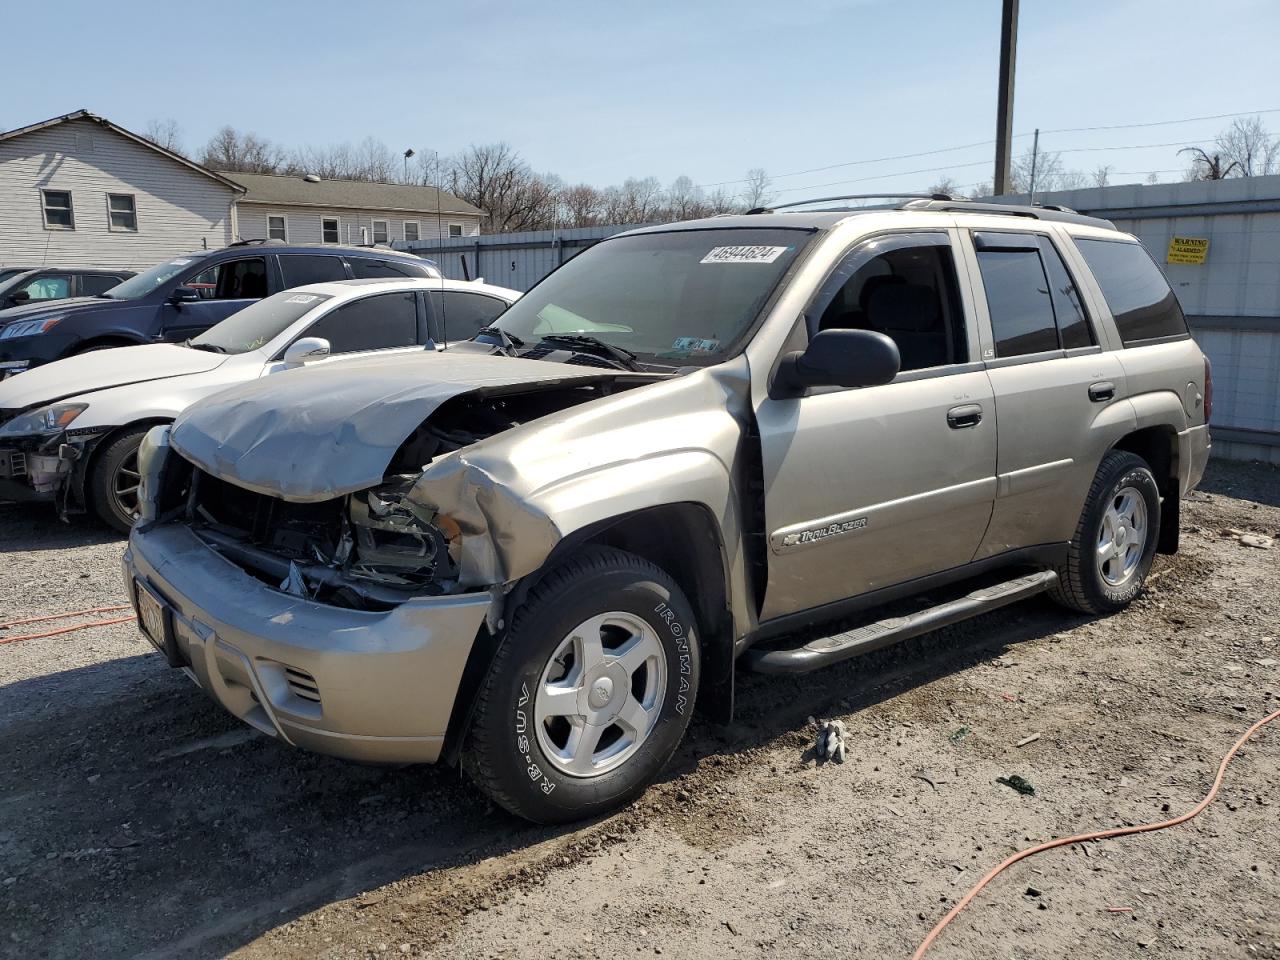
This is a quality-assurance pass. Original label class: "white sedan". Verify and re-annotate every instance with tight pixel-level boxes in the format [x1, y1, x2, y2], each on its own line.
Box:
[0, 277, 519, 531]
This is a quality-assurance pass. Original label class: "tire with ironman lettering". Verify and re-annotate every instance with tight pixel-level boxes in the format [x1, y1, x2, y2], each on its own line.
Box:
[463, 546, 700, 823]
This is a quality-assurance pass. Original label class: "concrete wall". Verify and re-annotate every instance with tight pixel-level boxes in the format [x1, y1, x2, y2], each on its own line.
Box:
[0, 118, 238, 270]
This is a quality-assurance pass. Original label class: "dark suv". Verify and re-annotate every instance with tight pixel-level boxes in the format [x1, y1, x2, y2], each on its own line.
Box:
[0, 241, 437, 375]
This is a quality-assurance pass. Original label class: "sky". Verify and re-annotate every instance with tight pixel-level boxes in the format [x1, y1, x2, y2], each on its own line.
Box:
[3, 0, 1279, 200]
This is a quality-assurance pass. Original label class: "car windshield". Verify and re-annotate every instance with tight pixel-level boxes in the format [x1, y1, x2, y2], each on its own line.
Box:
[190, 291, 333, 354]
[104, 256, 204, 300]
[493, 227, 813, 366]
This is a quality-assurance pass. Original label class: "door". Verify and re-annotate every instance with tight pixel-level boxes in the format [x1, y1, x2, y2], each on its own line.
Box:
[756, 232, 998, 621]
[157, 256, 270, 341]
[962, 230, 1127, 557]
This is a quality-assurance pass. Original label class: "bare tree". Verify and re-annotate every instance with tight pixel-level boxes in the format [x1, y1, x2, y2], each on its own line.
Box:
[967, 182, 993, 199]
[667, 175, 705, 219]
[1146, 172, 1161, 185]
[740, 168, 776, 209]
[1011, 146, 1087, 194]
[927, 176, 962, 197]
[1091, 165, 1114, 188]
[1179, 146, 1242, 181]
[442, 143, 559, 233]
[1217, 116, 1279, 176]
[200, 126, 287, 174]
[144, 118, 185, 156]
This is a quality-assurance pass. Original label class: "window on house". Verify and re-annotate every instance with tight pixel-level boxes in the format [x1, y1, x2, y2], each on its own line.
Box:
[268, 215, 287, 241]
[372, 220, 389, 245]
[42, 190, 74, 230]
[107, 194, 137, 231]
[403, 221, 420, 242]
[448, 223, 464, 238]
[1075, 237, 1189, 345]
[322, 218, 340, 244]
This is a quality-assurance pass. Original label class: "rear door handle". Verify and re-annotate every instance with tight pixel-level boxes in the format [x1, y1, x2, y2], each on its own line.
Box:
[1089, 381, 1115, 402]
[946, 403, 983, 429]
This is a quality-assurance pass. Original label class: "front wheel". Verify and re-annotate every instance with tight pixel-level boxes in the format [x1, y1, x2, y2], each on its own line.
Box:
[89, 427, 151, 535]
[464, 546, 700, 824]
[1050, 450, 1162, 614]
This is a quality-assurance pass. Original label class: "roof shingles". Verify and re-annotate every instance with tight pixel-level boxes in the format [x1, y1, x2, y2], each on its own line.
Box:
[226, 172, 482, 217]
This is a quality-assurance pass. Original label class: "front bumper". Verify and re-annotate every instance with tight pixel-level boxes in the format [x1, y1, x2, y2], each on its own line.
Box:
[123, 521, 492, 763]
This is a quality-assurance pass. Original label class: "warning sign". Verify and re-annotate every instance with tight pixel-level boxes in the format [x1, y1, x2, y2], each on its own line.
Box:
[1167, 236, 1210, 264]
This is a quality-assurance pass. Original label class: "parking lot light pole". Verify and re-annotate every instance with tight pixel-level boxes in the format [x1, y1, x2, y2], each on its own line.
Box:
[993, 0, 1019, 195]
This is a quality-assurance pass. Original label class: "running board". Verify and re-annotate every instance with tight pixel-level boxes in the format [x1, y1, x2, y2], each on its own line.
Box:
[745, 570, 1059, 675]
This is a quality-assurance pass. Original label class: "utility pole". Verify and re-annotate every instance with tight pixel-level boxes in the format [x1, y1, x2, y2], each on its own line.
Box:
[1028, 128, 1040, 202]
[993, 0, 1019, 195]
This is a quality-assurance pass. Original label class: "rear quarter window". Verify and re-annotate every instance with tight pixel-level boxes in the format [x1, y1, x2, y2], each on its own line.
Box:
[1075, 238, 1188, 345]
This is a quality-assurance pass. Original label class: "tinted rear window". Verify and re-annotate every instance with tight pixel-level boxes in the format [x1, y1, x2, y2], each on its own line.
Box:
[280, 255, 347, 286]
[1075, 238, 1188, 344]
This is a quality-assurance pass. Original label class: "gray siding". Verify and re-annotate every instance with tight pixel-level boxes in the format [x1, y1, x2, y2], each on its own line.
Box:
[237, 205, 479, 246]
[0, 118, 237, 270]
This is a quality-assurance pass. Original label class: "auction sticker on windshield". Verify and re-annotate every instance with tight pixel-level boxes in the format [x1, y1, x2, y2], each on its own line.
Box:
[700, 245, 789, 265]
[285, 294, 320, 304]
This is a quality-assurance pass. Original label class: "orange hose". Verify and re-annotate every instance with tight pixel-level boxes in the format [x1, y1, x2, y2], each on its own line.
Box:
[0, 615, 136, 645]
[912, 707, 1280, 959]
[0, 605, 130, 629]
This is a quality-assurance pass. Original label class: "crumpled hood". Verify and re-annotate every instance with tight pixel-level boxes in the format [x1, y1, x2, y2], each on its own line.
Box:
[170, 351, 626, 501]
[0, 343, 228, 411]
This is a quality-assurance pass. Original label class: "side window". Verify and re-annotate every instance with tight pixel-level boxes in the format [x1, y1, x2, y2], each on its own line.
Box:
[349, 258, 430, 279]
[302, 291, 419, 354]
[279, 255, 347, 287]
[974, 243, 1059, 357]
[267, 215, 287, 241]
[18, 275, 71, 300]
[371, 220, 389, 245]
[1075, 238, 1189, 344]
[322, 218, 340, 244]
[81, 274, 124, 296]
[813, 237, 967, 373]
[185, 257, 268, 301]
[429, 291, 510, 341]
[1037, 236, 1094, 349]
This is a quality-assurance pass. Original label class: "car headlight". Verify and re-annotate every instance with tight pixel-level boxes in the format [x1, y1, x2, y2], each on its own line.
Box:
[0, 402, 88, 437]
[0, 316, 64, 340]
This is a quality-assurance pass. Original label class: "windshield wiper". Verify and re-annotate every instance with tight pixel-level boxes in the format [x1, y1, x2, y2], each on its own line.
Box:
[537, 334, 639, 371]
[474, 325, 524, 356]
[184, 340, 227, 354]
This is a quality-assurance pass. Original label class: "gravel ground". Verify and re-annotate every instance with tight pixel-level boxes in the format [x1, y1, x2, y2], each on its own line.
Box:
[1, 459, 1278, 960]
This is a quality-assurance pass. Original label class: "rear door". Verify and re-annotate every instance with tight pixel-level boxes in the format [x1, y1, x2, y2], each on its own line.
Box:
[755, 230, 998, 620]
[157, 255, 270, 340]
[961, 228, 1127, 558]
[426, 290, 512, 344]
[265, 290, 427, 374]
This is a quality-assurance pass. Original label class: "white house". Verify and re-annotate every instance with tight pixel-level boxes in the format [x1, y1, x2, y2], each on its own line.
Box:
[0, 110, 243, 270]
[0, 110, 485, 272]
[229, 173, 482, 246]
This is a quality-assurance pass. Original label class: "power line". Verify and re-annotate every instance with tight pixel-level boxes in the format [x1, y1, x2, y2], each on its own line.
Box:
[698, 106, 1280, 189]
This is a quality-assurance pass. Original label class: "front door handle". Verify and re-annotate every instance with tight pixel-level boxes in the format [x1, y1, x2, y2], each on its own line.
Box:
[1089, 381, 1115, 402]
[946, 403, 983, 429]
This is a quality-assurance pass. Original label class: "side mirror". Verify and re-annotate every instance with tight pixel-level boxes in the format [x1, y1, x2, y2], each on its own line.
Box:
[9, 290, 30, 305]
[773, 329, 901, 396]
[282, 337, 331, 367]
[169, 286, 201, 305]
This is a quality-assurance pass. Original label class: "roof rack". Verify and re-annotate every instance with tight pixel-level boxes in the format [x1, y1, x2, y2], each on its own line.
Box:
[747, 193, 1113, 228]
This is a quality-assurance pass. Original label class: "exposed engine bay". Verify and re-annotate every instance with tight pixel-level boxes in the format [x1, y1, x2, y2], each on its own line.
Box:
[162, 382, 644, 609]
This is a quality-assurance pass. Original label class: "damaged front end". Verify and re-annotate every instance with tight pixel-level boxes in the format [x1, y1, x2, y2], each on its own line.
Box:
[0, 403, 106, 514]
[151, 378, 634, 610]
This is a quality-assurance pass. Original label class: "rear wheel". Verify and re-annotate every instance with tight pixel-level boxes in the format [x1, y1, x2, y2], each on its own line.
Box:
[1050, 450, 1161, 614]
[89, 427, 150, 535]
[464, 546, 700, 823]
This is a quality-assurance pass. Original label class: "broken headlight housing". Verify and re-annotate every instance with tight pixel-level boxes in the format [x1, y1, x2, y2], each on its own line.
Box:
[347, 480, 461, 589]
[0, 402, 88, 437]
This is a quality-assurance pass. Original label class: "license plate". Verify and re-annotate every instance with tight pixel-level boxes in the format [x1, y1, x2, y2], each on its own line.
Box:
[135, 580, 181, 667]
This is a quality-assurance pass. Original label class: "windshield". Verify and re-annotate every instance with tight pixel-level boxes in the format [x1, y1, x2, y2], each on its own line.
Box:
[190, 291, 333, 354]
[494, 228, 812, 366]
[105, 256, 203, 300]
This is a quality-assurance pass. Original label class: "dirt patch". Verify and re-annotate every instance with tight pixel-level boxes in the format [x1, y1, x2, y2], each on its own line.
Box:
[2, 459, 1279, 959]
